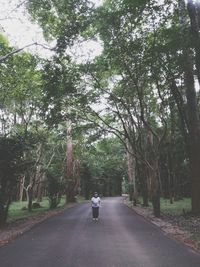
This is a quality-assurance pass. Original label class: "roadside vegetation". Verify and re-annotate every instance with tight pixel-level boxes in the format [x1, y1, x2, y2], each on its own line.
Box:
[160, 199, 200, 248]
[126, 197, 200, 249]
[7, 195, 87, 224]
[7, 197, 65, 223]
[1, 0, 200, 240]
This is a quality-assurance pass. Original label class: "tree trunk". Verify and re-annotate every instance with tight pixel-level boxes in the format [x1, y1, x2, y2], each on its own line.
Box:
[147, 130, 160, 217]
[142, 166, 149, 207]
[19, 176, 25, 202]
[150, 161, 161, 217]
[26, 169, 38, 212]
[37, 174, 45, 202]
[0, 200, 10, 227]
[27, 185, 33, 212]
[126, 139, 137, 205]
[168, 98, 176, 204]
[73, 158, 81, 195]
[66, 122, 76, 203]
[179, 0, 200, 214]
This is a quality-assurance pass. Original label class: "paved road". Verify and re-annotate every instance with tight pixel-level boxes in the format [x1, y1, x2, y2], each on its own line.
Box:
[0, 197, 200, 267]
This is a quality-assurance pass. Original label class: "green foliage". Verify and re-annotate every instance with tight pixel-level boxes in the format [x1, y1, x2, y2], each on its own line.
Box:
[0, 0, 198, 219]
[80, 162, 92, 199]
[40, 56, 81, 126]
[8, 197, 66, 222]
[160, 198, 191, 215]
[81, 137, 126, 196]
[46, 169, 63, 209]
[0, 33, 9, 50]
[0, 137, 27, 226]
[26, 0, 93, 52]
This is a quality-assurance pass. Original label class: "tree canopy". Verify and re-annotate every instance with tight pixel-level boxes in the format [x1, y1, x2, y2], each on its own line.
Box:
[1, 0, 200, 226]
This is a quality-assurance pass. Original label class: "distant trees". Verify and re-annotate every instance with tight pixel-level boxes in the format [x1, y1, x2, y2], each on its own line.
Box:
[76, 0, 200, 216]
[0, 31, 125, 227]
[24, 0, 200, 217]
[80, 138, 125, 197]
[1, 0, 200, 229]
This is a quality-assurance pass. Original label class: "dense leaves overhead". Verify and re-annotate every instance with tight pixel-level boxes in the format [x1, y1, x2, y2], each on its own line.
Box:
[26, 0, 95, 52]
[40, 55, 81, 124]
[1, 0, 200, 225]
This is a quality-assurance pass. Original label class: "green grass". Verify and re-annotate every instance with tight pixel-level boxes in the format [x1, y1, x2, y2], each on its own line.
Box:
[7, 196, 86, 223]
[160, 198, 191, 215]
[8, 197, 64, 222]
[135, 196, 191, 215]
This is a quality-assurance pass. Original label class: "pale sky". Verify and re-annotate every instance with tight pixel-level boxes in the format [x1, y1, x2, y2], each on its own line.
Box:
[0, 0, 49, 55]
[0, 0, 103, 61]
[0, 0, 194, 63]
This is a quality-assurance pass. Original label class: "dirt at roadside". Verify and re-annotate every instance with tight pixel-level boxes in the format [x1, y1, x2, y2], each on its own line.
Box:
[124, 199, 200, 254]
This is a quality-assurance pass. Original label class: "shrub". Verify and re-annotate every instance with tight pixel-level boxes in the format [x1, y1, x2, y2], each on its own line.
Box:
[46, 170, 62, 209]
[0, 137, 25, 227]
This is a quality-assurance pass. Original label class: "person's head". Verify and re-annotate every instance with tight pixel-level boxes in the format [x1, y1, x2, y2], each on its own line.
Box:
[94, 192, 98, 198]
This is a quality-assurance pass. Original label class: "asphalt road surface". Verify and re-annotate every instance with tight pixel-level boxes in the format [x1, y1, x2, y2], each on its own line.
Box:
[0, 197, 200, 267]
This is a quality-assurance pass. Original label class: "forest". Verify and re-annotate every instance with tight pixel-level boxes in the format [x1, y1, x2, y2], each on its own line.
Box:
[1, 0, 200, 229]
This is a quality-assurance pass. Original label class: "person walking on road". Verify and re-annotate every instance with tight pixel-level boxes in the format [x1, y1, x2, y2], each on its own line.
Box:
[91, 192, 101, 221]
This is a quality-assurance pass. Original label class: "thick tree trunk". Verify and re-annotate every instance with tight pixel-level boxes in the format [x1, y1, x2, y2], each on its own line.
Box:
[147, 130, 160, 217]
[179, 0, 200, 214]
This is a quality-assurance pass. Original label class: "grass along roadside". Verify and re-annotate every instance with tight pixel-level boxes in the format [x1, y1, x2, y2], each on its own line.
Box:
[7, 195, 85, 223]
[158, 198, 191, 215]
[158, 198, 200, 248]
[125, 197, 200, 252]
[0, 195, 87, 246]
[7, 197, 65, 223]
[126, 197, 192, 217]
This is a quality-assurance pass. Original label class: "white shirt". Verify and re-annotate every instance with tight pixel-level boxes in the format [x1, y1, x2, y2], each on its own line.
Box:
[91, 197, 101, 207]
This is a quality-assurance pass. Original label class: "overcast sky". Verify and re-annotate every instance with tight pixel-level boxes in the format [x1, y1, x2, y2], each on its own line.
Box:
[0, 0, 103, 61]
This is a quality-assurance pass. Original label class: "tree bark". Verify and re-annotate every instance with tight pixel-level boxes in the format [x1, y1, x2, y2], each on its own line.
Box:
[138, 161, 149, 207]
[36, 174, 45, 202]
[65, 122, 76, 203]
[19, 176, 25, 202]
[28, 186, 33, 212]
[179, 0, 200, 214]
[126, 139, 138, 205]
[147, 130, 160, 217]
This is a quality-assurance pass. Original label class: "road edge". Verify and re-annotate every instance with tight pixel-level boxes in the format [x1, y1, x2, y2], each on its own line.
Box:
[123, 198, 200, 255]
[0, 201, 86, 247]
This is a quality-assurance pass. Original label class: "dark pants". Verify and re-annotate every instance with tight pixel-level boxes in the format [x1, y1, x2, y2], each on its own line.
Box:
[92, 207, 99, 218]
